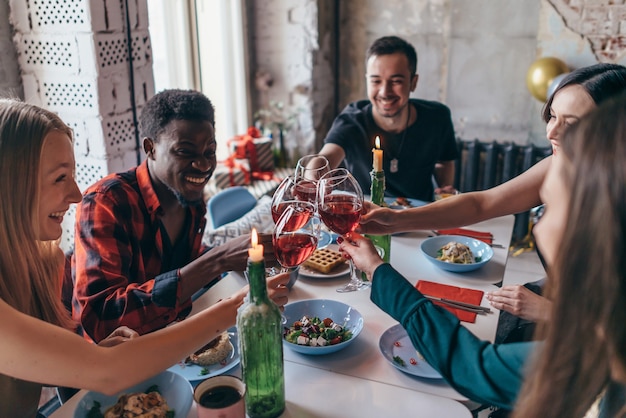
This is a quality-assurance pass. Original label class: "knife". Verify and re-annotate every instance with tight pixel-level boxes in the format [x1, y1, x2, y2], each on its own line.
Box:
[424, 295, 492, 314]
[430, 231, 506, 249]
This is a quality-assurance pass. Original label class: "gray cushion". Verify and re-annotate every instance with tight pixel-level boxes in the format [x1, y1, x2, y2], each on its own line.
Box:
[203, 195, 273, 248]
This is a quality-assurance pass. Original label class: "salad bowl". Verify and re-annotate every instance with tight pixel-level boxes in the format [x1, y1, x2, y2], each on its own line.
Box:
[282, 299, 363, 355]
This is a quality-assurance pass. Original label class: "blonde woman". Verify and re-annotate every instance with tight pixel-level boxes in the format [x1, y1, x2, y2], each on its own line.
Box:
[0, 99, 289, 417]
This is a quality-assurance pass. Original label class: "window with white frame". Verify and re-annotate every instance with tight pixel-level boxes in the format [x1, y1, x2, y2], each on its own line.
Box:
[147, 0, 249, 160]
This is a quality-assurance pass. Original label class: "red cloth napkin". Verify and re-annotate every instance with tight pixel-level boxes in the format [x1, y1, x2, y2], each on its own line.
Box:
[416, 280, 484, 323]
[435, 228, 493, 245]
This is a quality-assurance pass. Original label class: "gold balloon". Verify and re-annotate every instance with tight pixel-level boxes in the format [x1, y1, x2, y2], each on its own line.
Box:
[526, 57, 569, 102]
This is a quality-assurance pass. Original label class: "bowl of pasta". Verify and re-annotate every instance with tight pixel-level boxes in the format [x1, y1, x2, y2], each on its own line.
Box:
[420, 235, 493, 272]
[73, 370, 193, 418]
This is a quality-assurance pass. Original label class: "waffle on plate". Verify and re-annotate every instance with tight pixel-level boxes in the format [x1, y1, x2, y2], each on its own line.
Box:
[302, 248, 346, 274]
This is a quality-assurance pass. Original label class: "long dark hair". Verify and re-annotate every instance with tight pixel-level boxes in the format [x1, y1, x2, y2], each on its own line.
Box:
[542, 63, 626, 122]
[514, 95, 626, 417]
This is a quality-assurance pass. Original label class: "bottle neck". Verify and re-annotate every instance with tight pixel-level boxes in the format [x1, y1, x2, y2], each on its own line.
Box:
[370, 170, 385, 205]
[247, 259, 269, 302]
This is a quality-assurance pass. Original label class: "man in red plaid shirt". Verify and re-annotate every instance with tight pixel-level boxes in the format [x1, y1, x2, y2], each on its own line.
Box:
[72, 90, 271, 342]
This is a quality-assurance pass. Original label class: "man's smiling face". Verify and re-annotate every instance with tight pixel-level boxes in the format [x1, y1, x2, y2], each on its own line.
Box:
[146, 118, 217, 206]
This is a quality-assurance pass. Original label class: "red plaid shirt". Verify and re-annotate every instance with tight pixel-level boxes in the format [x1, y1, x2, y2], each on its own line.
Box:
[72, 161, 208, 342]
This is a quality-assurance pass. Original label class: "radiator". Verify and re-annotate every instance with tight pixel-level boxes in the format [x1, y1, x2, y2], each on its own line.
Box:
[454, 139, 552, 241]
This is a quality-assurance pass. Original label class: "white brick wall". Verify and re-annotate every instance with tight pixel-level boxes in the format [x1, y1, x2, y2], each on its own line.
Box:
[9, 0, 154, 252]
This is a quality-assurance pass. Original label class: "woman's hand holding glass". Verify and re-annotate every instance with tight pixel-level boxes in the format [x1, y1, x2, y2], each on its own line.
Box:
[336, 233, 385, 283]
[317, 168, 369, 292]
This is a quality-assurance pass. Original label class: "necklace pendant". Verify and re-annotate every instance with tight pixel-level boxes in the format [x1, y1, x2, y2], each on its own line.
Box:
[390, 159, 399, 173]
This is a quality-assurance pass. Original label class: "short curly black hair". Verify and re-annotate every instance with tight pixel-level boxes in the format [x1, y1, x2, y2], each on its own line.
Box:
[139, 89, 215, 140]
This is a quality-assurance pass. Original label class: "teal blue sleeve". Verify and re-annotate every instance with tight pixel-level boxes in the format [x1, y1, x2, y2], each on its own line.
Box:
[370, 263, 535, 409]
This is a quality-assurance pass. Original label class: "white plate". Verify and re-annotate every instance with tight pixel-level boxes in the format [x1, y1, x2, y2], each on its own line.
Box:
[298, 262, 350, 279]
[298, 244, 349, 279]
[298, 244, 350, 279]
[379, 324, 442, 379]
[384, 197, 428, 209]
[168, 326, 240, 382]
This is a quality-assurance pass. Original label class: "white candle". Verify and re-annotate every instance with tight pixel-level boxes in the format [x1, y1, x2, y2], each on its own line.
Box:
[372, 136, 383, 172]
[248, 228, 264, 262]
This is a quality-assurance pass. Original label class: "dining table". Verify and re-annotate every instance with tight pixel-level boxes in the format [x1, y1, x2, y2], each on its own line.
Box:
[52, 213, 515, 418]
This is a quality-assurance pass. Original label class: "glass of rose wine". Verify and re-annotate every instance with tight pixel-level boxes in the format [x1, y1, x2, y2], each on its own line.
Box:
[293, 154, 330, 204]
[272, 201, 320, 273]
[271, 175, 299, 223]
[317, 168, 368, 292]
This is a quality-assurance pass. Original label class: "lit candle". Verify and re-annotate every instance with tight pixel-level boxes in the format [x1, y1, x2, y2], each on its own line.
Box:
[372, 136, 383, 172]
[248, 228, 264, 262]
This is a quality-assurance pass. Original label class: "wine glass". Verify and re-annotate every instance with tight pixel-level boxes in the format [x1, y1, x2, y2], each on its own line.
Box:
[293, 154, 330, 204]
[271, 175, 298, 224]
[272, 201, 319, 272]
[317, 168, 368, 292]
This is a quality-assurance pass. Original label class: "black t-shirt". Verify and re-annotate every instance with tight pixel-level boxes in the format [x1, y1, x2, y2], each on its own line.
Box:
[324, 99, 458, 201]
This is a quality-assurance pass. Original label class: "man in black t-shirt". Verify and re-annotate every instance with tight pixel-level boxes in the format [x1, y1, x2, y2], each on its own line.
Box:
[319, 36, 457, 202]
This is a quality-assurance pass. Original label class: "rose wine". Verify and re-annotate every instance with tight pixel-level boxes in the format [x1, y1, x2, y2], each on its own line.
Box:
[319, 195, 361, 235]
[273, 233, 318, 268]
[271, 203, 312, 231]
[293, 179, 318, 203]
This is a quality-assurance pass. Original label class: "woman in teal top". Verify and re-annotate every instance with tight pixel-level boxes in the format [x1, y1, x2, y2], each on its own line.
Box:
[339, 95, 626, 417]
[368, 262, 532, 408]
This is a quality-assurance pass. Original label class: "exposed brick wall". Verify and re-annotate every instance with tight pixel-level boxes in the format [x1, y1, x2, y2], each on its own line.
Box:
[0, 0, 22, 97]
[248, 0, 335, 159]
[8, 0, 154, 251]
[548, 0, 626, 62]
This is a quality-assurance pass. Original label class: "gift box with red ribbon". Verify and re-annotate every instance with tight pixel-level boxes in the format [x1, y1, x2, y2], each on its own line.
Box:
[228, 127, 274, 174]
[212, 158, 251, 189]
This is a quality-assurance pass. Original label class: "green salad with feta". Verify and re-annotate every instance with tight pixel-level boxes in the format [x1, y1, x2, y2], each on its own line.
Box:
[283, 315, 353, 347]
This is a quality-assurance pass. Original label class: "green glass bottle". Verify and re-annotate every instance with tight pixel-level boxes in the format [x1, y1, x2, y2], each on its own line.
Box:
[366, 169, 391, 262]
[237, 258, 285, 418]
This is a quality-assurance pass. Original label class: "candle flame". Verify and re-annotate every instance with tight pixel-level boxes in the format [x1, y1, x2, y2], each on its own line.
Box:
[251, 228, 258, 247]
[375, 136, 381, 149]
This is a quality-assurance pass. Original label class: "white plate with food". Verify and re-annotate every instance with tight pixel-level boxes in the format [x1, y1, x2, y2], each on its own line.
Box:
[384, 196, 427, 209]
[379, 324, 442, 379]
[298, 245, 350, 279]
[168, 326, 240, 382]
[298, 263, 350, 279]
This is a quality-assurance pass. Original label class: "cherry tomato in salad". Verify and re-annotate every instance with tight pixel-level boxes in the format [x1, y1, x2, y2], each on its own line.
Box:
[330, 336, 342, 345]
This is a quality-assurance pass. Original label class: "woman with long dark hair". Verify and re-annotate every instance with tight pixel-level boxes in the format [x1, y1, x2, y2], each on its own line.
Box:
[514, 94, 626, 418]
[359, 63, 626, 323]
[339, 95, 626, 415]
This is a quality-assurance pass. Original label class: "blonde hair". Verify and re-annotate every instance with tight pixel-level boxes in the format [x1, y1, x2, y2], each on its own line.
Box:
[0, 99, 74, 329]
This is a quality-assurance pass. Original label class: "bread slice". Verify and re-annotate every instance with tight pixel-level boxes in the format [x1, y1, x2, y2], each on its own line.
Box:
[303, 248, 346, 274]
[187, 332, 231, 366]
